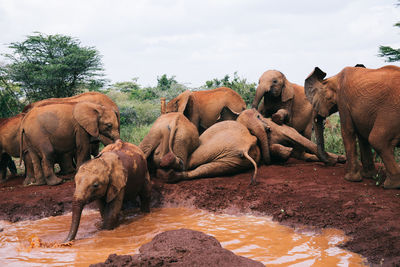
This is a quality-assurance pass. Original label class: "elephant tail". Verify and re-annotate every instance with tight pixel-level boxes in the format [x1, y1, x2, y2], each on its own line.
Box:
[168, 115, 179, 156]
[159, 115, 181, 169]
[19, 129, 25, 166]
[243, 150, 258, 185]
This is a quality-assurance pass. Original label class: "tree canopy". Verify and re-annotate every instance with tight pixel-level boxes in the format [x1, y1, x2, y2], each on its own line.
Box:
[2, 32, 105, 103]
[378, 2, 400, 62]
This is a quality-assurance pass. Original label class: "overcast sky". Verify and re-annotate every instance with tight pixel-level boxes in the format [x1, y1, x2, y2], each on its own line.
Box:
[1, 0, 399, 87]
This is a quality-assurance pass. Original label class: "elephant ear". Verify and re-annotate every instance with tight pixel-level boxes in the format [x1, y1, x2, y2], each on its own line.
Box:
[281, 77, 294, 102]
[216, 106, 240, 122]
[102, 152, 127, 203]
[74, 102, 103, 137]
[176, 90, 193, 115]
[305, 67, 334, 118]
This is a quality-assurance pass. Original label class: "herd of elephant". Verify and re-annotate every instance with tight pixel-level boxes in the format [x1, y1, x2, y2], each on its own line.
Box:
[1, 64, 400, 241]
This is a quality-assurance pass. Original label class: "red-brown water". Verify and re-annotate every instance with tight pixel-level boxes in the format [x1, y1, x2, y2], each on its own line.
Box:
[0, 207, 366, 266]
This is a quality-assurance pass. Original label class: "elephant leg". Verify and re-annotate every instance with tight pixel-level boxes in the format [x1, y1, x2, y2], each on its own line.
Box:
[22, 152, 37, 186]
[270, 144, 293, 162]
[339, 113, 362, 182]
[138, 175, 151, 213]
[358, 134, 377, 179]
[369, 123, 400, 189]
[57, 152, 76, 176]
[102, 190, 124, 230]
[27, 150, 47, 186]
[168, 159, 251, 183]
[271, 109, 289, 125]
[40, 141, 63, 186]
[0, 154, 10, 181]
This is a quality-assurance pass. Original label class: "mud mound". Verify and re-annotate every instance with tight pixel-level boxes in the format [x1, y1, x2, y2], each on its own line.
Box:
[90, 229, 264, 267]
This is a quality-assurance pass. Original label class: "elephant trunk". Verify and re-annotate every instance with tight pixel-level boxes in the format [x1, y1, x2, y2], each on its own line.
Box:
[65, 200, 85, 242]
[251, 86, 264, 109]
[314, 115, 331, 164]
[250, 117, 271, 164]
[258, 125, 271, 165]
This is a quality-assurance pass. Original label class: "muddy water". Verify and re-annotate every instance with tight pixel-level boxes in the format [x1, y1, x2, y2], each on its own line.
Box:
[0, 207, 366, 266]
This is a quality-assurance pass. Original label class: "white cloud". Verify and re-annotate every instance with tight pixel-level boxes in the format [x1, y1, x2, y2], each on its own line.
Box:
[0, 0, 399, 87]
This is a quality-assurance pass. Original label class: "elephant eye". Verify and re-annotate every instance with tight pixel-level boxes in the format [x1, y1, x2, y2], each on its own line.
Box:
[106, 123, 112, 129]
[92, 182, 99, 188]
[272, 79, 278, 84]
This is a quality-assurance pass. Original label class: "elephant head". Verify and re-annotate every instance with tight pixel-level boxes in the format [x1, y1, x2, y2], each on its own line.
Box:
[73, 102, 120, 143]
[166, 90, 194, 119]
[252, 70, 294, 109]
[65, 152, 127, 241]
[304, 67, 339, 164]
[219, 108, 270, 165]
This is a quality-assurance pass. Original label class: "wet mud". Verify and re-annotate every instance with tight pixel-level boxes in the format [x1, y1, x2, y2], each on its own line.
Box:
[1, 159, 399, 265]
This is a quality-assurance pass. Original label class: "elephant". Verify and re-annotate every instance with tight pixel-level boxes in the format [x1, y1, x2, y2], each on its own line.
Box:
[20, 101, 120, 186]
[65, 139, 151, 241]
[252, 70, 313, 139]
[0, 114, 75, 184]
[221, 108, 344, 164]
[166, 87, 246, 133]
[22, 91, 120, 147]
[139, 112, 199, 173]
[305, 65, 400, 188]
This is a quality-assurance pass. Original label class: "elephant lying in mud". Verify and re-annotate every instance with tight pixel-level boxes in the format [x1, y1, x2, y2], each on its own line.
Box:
[166, 87, 246, 133]
[65, 140, 151, 242]
[139, 112, 199, 172]
[305, 65, 400, 188]
[157, 109, 344, 184]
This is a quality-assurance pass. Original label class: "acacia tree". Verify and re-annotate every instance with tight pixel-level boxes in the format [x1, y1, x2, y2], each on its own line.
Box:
[3, 32, 105, 102]
[379, 2, 400, 62]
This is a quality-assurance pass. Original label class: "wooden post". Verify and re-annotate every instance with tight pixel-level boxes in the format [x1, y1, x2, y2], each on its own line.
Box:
[160, 97, 166, 114]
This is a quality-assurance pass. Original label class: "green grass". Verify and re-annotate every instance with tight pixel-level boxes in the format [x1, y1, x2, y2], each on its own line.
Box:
[120, 124, 153, 146]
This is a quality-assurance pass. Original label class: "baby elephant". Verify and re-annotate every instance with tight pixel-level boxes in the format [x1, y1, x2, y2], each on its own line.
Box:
[65, 140, 151, 242]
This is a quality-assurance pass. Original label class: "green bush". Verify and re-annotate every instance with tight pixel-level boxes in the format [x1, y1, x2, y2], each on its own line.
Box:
[120, 124, 152, 145]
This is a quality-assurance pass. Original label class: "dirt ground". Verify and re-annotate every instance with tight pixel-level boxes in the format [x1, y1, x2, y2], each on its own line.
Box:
[1, 159, 400, 266]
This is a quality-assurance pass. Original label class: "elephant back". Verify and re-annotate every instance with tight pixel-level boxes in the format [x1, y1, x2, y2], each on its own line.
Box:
[102, 141, 148, 202]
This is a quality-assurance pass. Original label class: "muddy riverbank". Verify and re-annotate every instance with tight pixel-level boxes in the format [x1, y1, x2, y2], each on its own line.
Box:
[1, 159, 399, 265]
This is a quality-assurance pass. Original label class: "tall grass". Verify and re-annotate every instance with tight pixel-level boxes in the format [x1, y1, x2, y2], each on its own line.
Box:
[120, 124, 153, 145]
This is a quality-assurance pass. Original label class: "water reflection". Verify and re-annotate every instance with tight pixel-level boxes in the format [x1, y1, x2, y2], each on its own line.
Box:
[0, 207, 366, 266]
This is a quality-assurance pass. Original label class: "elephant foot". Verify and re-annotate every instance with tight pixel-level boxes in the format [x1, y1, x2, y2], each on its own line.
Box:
[160, 152, 176, 168]
[46, 175, 63, 186]
[337, 155, 346, 164]
[160, 152, 184, 171]
[156, 169, 183, 183]
[0, 178, 7, 184]
[361, 168, 378, 179]
[271, 113, 284, 125]
[383, 174, 400, 189]
[344, 172, 363, 182]
[24, 176, 46, 186]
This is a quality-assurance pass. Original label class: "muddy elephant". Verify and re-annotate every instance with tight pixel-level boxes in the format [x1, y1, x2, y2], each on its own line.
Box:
[21, 101, 120, 186]
[252, 70, 313, 139]
[166, 87, 246, 133]
[23, 91, 120, 147]
[0, 114, 74, 184]
[65, 140, 151, 241]
[305, 65, 400, 188]
[139, 112, 199, 172]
